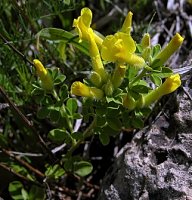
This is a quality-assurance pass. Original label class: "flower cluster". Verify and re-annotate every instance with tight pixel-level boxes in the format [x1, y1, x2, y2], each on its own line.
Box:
[70, 8, 183, 107]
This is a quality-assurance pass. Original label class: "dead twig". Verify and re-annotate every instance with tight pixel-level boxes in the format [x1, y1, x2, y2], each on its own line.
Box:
[0, 85, 57, 163]
[0, 162, 41, 186]
[1, 148, 45, 178]
[0, 33, 34, 66]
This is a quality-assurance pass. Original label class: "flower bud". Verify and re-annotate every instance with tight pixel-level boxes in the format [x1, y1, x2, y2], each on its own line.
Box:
[121, 11, 133, 35]
[142, 74, 181, 107]
[33, 59, 53, 91]
[141, 33, 151, 49]
[123, 94, 136, 110]
[90, 71, 102, 87]
[142, 47, 151, 62]
[71, 81, 104, 100]
[112, 65, 126, 89]
[152, 33, 184, 68]
[104, 80, 114, 96]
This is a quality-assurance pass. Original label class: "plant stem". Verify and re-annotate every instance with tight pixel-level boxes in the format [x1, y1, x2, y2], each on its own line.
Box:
[52, 89, 73, 132]
[52, 89, 60, 101]
[66, 116, 97, 156]
[61, 104, 73, 133]
[129, 67, 147, 87]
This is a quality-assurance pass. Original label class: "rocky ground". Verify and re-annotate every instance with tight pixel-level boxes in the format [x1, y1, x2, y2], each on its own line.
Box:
[98, 59, 192, 199]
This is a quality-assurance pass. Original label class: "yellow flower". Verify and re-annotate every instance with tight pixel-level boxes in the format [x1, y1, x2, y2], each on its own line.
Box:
[111, 64, 126, 89]
[89, 33, 108, 81]
[73, 7, 103, 47]
[152, 33, 184, 67]
[140, 33, 151, 62]
[73, 8, 107, 82]
[159, 74, 181, 95]
[73, 7, 93, 42]
[141, 74, 181, 107]
[33, 59, 47, 78]
[121, 11, 133, 35]
[101, 32, 145, 67]
[141, 33, 151, 49]
[33, 59, 53, 91]
[71, 81, 104, 100]
[90, 71, 102, 87]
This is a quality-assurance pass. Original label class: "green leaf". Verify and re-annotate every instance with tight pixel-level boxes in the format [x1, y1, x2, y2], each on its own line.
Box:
[127, 66, 139, 81]
[131, 84, 150, 94]
[49, 109, 61, 122]
[74, 161, 93, 177]
[96, 116, 106, 127]
[59, 84, 69, 101]
[72, 113, 82, 119]
[29, 185, 45, 200]
[21, 188, 29, 200]
[37, 28, 89, 55]
[129, 90, 141, 100]
[45, 164, 65, 179]
[106, 117, 122, 131]
[106, 96, 121, 104]
[152, 44, 161, 57]
[106, 107, 120, 117]
[10, 164, 32, 179]
[99, 132, 110, 145]
[50, 68, 59, 80]
[150, 74, 162, 86]
[122, 111, 132, 128]
[41, 96, 53, 105]
[58, 41, 67, 61]
[54, 74, 66, 85]
[71, 132, 83, 140]
[31, 87, 44, 96]
[9, 181, 28, 200]
[136, 44, 143, 53]
[139, 107, 151, 116]
[32, 88, 45, 104]
[154, 67, 173, 78]
[64, 0, 71, 5]
[64, 156, 73, 172]
[150, 58, 161, 68]
[102, 125, 119, 137]
[131, 117, 144, 129]
[95, 104, 107, 116]
[66, 98, 78, 114]
[48, 129, 71, 144]
[99, 133, 110, 146]
[28, 185, 46, 200]
[162, 67, 173, 73]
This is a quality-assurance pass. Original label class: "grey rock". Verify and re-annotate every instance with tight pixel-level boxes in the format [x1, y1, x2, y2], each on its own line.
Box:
[98, 92, 192, 200]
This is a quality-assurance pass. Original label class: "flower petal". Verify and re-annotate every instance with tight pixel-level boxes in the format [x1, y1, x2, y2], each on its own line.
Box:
[101, 32, 137, 63]
[73, 8, 93, 41]
[160, 73, 181, 95]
